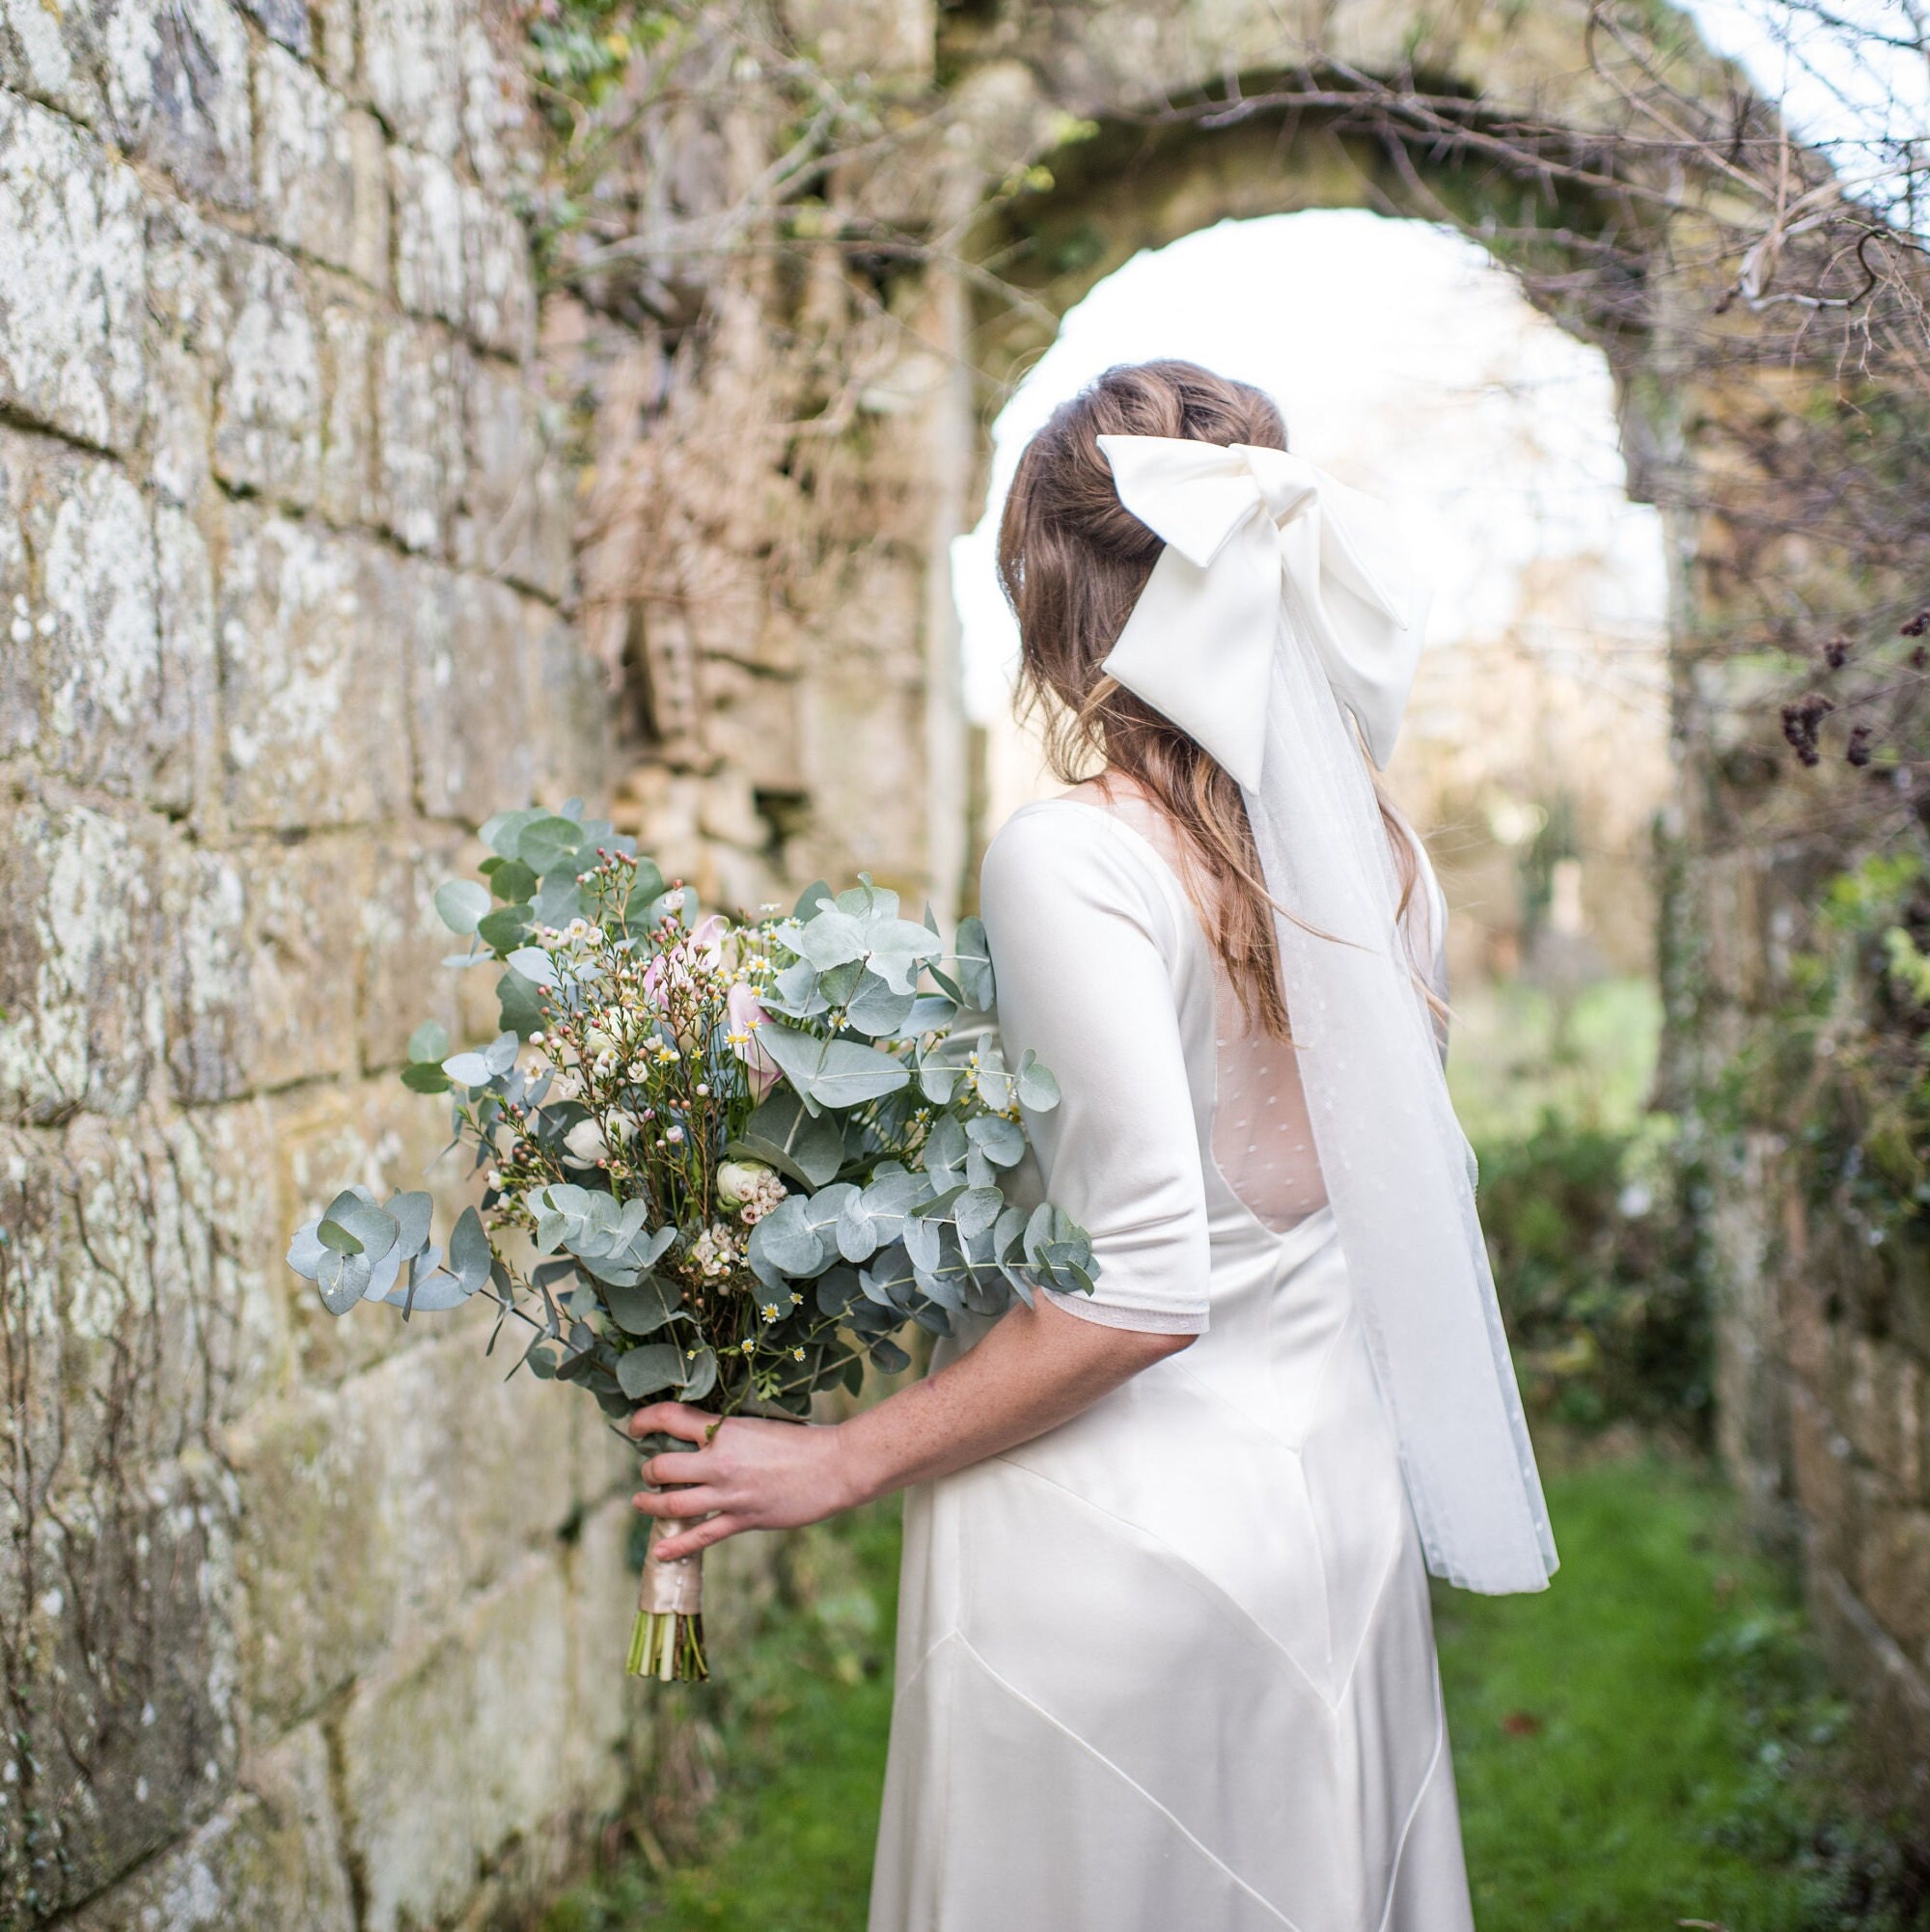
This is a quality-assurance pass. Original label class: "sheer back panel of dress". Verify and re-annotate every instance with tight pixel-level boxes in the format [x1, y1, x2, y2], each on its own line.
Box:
[1076, 785, 1449, 1238]
[1081, 789, 1329, 1235]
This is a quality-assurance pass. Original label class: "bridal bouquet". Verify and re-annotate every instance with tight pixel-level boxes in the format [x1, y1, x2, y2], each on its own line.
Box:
[285, 800, 1096, 1680]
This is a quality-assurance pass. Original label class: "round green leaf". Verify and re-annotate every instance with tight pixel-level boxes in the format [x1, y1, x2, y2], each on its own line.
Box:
[433, 879, 490, 935]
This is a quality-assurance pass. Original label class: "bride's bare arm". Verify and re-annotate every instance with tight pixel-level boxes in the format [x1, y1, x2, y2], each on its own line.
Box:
[628, 1300, 1193, 1561]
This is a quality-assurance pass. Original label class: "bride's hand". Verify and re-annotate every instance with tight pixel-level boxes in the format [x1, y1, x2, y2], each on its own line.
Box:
[626, 1402, 864, 1560]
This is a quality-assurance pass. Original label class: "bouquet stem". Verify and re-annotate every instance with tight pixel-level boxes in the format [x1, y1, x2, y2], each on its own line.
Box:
[628, 1531, 707, 1682]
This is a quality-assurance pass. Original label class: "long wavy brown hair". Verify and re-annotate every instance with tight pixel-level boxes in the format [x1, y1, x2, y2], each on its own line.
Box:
[998, 359, 1427, 1042]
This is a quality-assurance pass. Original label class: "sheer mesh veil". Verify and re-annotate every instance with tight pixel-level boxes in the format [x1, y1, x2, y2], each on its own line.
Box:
[1095, 432, 1558, 1596]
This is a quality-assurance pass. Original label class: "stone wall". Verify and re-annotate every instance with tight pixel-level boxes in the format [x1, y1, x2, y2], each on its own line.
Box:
[0, 0, 647, 1919]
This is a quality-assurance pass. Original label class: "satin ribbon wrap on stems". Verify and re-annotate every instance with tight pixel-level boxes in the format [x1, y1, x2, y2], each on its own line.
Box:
[1095, 434, 1559, 1596]
[628, 1529, 707, 1681]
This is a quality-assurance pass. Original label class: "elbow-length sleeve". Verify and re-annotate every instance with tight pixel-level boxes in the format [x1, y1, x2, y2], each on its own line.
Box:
[978, 804, 1211, 1335]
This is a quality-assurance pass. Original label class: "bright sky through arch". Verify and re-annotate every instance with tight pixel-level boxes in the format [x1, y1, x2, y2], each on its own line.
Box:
[952, 208, 1669, 726]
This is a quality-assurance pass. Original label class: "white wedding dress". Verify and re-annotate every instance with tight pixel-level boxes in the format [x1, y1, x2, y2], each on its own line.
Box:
[868, 792, 1476, 1932]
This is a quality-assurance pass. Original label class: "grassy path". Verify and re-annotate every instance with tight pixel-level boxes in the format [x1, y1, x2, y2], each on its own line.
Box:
[543, 1448, 1918, 1932]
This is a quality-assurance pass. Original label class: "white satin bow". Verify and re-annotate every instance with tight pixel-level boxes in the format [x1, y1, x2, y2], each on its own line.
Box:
[1095, 435, 1425, 787]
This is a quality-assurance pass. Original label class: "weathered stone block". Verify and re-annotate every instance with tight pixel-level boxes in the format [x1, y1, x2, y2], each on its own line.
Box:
[227, 1336, 579, 1735]
[211, 244, 325, 508]
[1789, 1378, 1856, 1573]
[358, 827, 473, 1071]
[0, 798, 161, 1122]
[317, 301, 377, 526]
[528, 602, 611, 805]
[0, 92, 144, 453]
[405, 562, 538, 820]
[238, 0, 310, 56]
[562, 1497, 650, 1807]
[1857, 1484, 1930, 1662]
[361, 0, 463, 157]
[333, 1547, 572, 1932]
[391, 145, 467, 328]
[1844, 1331, 1926, 1502]
[0, 1441, 239, 1918]
[459, 11, 530, 198]
[313, 0, 353, 89]
[0, 428, 203, 803]
[0, 0, 110, 124]
[65, 1725, 354, 1932]
[0, 1109, 286, 1498]
[153, 502, 218, 816]
[161, 837, 370, 1101]
[462, 182, 537, 359]
[215, 508, 411, 829]
[705, 657, 807, 795]
[375, 319, 468, 554]
[255, 48, 388, 287]
[456, 358, 571, 598]
[100, 0, 255, 208]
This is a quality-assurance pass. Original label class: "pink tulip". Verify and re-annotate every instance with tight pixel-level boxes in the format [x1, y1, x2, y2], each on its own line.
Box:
[690, 912, 730, 968]
[727, 980, 782, 1098]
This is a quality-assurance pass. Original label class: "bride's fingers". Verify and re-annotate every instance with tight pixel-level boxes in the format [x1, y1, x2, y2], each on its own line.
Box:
[652, 1512, 747, 1561]
[626, 1401, 716, 1445]
[645, 1449, 713, 1486]
[631, 1484, 719, 1519]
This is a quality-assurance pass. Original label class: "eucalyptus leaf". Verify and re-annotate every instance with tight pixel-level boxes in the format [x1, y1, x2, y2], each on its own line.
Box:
[757, 1023, 909, 1114]
[507, 946, 559, 989]
[731, 1086, 845, 1188]
[477, 902, 535, 952]
[433, 879, 490, 934]
[749, 1195, 827, 1276]
[791, 877, 834, 921]
[401, 1062, 451, 1094]
[481, 807, 542, 857]
[442, 1049, 494, 1087]
[966, 1114, 1027, 1168]
[868, 1338, 912, 1376]
[497, 966, 545, 1038]
[517, 814, 588, 876]
[388, 1270, 472, 1313]
[449, 1206, 493, 1292]
[1015, 1047, 1062, 1111]
[790, 907, 868, 972]
[836, 1188, 880, 1262]
[604, 1275, 678, 1336]
[390, 1191, 434, 1258]
[843, 973, 918, 1036]
[617, 1343, 686, 1398]
[324, 1191, 398, 1264]
[491, 857, 539, 903]
[679, 1347, 719, 1403]
[317, 1247, 372, 1314]
[952, 915, 996, 1009]
[286, 1220, 326, 1280]
[532, 870, 587, 927]
[954, 1185, 1005, 1241]
[407, 1020, 451, 1064]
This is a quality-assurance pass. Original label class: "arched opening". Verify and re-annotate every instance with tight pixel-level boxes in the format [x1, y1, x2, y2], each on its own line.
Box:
[955, 208, 1673, 1134]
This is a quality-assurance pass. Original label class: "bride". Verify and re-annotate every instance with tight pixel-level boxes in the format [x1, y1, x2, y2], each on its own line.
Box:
[628, 358, 1557, 1930]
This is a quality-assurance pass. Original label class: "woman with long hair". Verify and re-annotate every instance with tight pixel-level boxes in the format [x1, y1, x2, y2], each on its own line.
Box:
[629, 358, 1556, 1928]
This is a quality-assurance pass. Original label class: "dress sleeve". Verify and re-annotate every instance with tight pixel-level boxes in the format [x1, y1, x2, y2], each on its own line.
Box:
[978, 804, 1211, 1335]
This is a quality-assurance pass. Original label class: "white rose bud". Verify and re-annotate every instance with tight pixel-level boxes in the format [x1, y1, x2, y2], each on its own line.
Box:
[564, 1118, 608, 1164]
[716, 1159, 769, 1209]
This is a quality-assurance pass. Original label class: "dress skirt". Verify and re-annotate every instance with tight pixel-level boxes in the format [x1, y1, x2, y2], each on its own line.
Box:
[868, 1206, 1475, 1932]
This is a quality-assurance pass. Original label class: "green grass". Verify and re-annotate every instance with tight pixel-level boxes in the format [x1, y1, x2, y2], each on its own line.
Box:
[1448, 975, 1664, 1144]
[542, 1446, 1923, 1932]
[1439, 1445, 1920, 1931]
